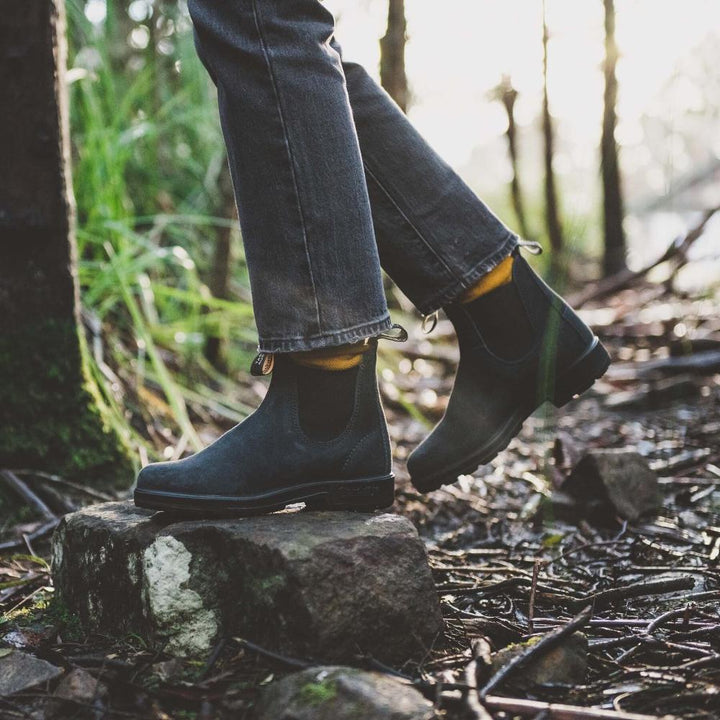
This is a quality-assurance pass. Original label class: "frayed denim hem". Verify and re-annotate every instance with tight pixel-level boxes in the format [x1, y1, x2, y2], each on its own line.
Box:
[257, 313, 393, 353]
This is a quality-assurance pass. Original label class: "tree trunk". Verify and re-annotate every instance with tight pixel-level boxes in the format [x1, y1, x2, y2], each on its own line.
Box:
[541, 0, 565, 273]
[204, 162, 236, 370]
[601, 0, 627, 276]
[494, 76, 531, 240]
[0, 0, 133, 486]
[380, 0, 409, 112]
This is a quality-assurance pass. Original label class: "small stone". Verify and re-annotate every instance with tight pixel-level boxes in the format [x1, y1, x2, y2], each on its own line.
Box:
[491, 632, 588, 686]
[0, 649, 63, 696]
[53, 667, 106, 703]
[151, 658, 184, 682]
[52, 501, 442, 662]
[254, 666, 435, 720]
[561, 449, 659, 521]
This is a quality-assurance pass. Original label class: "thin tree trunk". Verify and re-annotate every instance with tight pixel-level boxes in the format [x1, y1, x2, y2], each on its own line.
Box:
[0, 0, 132, 487]
[541, 0, 565, 271]
[380, 0, 409, 112]
[204, 162, 235, 370]
[495, 76, 531, 240]
[601, 0, 627, 276]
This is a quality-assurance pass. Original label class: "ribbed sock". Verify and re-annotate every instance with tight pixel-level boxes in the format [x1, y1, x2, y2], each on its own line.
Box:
[290, 339, 371, 371]
[459, 255, 514, 303]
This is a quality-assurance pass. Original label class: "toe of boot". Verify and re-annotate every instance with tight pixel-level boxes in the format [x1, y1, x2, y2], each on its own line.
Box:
[135, 461, 179, 493]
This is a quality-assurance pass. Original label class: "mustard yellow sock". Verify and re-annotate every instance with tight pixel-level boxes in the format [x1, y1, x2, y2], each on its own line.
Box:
[459, 255, 514, 303]
[290, 339, 371, 371]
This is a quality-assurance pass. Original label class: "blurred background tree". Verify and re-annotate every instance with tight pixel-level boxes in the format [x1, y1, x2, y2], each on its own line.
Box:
[490, 75, 533, 243]
[541, 0, 566, 278]
[601, 0, 627, 277]
[380, 0, 409, 112]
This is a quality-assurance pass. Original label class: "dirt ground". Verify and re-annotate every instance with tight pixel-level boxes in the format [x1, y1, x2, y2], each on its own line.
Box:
[2, 284, 719, 719]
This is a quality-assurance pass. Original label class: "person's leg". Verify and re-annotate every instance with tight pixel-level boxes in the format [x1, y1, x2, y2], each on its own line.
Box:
[336, 44, 519, 315]
[332, 45, 609, 492]
[189, 1, 391, 353]
[134, 0, 396, 515]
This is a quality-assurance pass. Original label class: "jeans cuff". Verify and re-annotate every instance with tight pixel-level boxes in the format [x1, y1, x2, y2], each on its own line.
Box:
[257, 313, 394, 353]
[413, 232, 520, 314]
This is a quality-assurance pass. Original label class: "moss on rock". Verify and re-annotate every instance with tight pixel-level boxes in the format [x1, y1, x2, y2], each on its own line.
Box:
[0, 317, 134, 490]
[299, 679, 338, 706]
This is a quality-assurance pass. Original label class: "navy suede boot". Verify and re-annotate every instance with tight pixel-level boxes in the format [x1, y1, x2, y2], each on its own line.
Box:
[407, 248, 610, 493]
[134, 341, 394, 515]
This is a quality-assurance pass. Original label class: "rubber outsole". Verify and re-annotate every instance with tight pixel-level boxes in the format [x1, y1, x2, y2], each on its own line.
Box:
[411, 338, 611, 494]
[134, 474, 395, 517]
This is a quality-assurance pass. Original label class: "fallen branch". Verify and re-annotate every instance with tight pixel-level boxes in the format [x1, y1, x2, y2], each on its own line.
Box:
[8, 469, 115, 502]
[463, 639, 494, 720]
[646, 605, 695, 634]
[571, 206, 720, 308]
[478, 605, 592, 699]
[0, 469, 56, 521]
[567, 576, 694, 611]
[231, 637, 311, 670]
[630, 350, 720, 378]
[483, 695, 676, 719]
[0, 518, 60, 552]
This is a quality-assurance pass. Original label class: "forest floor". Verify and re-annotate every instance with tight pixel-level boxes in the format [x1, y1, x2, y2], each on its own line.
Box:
[2, 283, 720, 719]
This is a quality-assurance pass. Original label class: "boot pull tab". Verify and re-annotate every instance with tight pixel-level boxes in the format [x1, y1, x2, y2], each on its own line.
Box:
[421, 311, 439, 335]
[517, 239, 543, 255]
[250, 352, 274, 376]
[378, 323, 408, 342]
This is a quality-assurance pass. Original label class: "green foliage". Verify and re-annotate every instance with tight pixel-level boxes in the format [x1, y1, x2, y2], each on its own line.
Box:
[0, 589, 80, 641]
[64, 1, 260, 460]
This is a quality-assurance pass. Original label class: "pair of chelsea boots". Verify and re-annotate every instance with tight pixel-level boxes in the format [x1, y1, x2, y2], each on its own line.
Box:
[134, 247, 610, 515]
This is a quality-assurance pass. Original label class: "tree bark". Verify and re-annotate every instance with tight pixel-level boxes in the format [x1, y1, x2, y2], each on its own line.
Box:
[541, 0, 565, 272]
[380, 0, 409, 112]
[601, 0, 627, 276]
[0, 0, 133, 486]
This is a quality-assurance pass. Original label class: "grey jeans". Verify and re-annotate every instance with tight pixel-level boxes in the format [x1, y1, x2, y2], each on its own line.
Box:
[188, 0, 518, 353]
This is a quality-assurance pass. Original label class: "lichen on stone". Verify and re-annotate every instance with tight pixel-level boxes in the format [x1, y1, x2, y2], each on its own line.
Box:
[127, 555, 139, 586]
[141, 535, 218, 656]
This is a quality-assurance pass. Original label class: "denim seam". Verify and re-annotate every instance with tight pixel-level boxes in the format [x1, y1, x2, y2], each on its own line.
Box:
[258, 313, 393, 354]
[416, 232, 519, 314]
[363, 163, 459, 283]
[251, 0, 323, 336]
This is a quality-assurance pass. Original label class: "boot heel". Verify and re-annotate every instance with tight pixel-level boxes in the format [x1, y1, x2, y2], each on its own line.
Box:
[306, 476, 395, 512]
[552, 339, 610, 408]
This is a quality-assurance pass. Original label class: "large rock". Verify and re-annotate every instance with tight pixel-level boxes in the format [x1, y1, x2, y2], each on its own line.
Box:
[51, 502, 442, 662]
[254, 666, 435, 720]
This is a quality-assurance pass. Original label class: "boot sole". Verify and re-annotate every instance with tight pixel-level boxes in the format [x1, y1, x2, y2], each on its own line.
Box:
[134, 474, 395, 517]
[411, 338, 610, 494]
